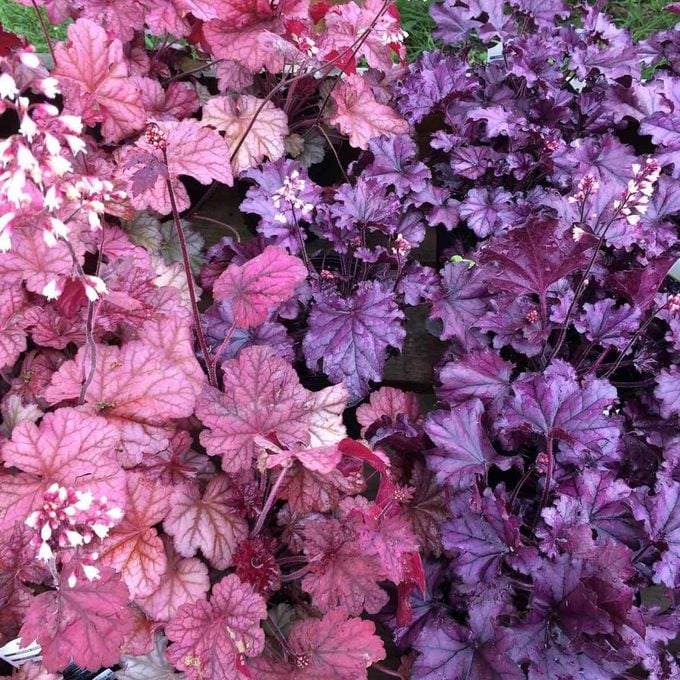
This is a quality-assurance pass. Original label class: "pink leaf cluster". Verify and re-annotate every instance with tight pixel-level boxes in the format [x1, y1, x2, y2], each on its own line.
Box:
[0, 3, 420, 678]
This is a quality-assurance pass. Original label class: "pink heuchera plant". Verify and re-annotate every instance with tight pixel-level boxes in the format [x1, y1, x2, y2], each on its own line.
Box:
[0, 3, 423, 678]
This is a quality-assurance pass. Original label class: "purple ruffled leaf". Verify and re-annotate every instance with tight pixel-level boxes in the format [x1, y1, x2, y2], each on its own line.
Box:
[303, 281, 405, 397]
[500, 360, 622, 466]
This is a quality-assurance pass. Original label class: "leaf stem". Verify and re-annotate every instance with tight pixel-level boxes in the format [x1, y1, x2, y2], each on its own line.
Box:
[79, 300, 98, 405]
[510, 464, 535, 508]
[589, 346, 610, 374]
[534, 436, 554, 529]
[192, 214, 242, 241]
[251, 467, 289, 538]
[371, 664, 405, 679]
[280, 561, 316, 582]
[545, 209, 624, 365]
[163, 149, 215, 386]
[31, 0, 57, 66]
[208, 323, 236, 383]
[603, 301, 668, 379]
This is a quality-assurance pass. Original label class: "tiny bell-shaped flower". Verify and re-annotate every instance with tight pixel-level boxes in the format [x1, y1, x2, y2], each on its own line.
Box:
[145, 124, 168, 150]
[0, 73, 18, 100]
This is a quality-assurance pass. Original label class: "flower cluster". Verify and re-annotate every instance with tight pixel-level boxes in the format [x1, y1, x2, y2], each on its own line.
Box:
[271, 169, 314, 223]
[616, 158, 662, 226]
[25, 483, 122, 572]
[0, 50, 124, 302]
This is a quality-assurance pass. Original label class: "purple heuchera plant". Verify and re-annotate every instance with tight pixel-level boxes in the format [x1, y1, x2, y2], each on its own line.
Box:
[363, 1, 680, 678]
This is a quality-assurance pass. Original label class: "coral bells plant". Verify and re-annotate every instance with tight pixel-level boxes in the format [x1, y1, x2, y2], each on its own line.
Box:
[3, 0, 680, 677]
[0, 2, 426, 679]
[368, 1, 680, 678]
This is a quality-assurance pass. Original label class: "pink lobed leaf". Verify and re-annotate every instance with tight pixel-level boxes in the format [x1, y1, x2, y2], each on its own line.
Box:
[45, 340, 201, 466]
[203, 95, 289, 174]
[249, 608, 386, 679]
[136, 538, 209, 622]
[20, 563, 134, 672]
[304, 383, 349, 447]
[52, 19, 144, 143]
[320, 0, 405, 73]
[265, 444, 342, 475]
[126, 119, 233, 214]
[0, 231, 72, 297]
[166, 574, 267, 680]
[0, 407, 124, 528]
[202, 23, 298, 75]
[356, 386, 421, 434]
[0, 288, 29, 371]
[330, 75, 409, 149]
[163, 476, 248, 570]
[196, 346, 311, 473]
[78, 0, 145, 42]
[0, 522, 48, 638]
[98, 474, 170, 599]
[212, 245, 307, 329]
[120, 633, 183, 680]
[301, 517, 388, 615]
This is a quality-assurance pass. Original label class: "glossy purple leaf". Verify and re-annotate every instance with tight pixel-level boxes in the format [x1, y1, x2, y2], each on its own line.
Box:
[303, 281, 405, 397]
[631, 481, 680, 587]
[442, 490, 521, 584]
[430, 261, 490, 346]
[425, 399, 510, 488]
[655, 366, 680, 419]
[437, 350, 513, 411]
[413, 596, 523, 680]
[479, 215, 593, 299]
[573, 299, 641, 351]
[500, 360, 622, 465]
[364, 135, 431, 193]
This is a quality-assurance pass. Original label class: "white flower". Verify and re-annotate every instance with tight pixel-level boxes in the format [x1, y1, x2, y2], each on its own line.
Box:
[0, 212, 15, 252]
[19, 52, 41, 68]
[39, 77, 60, 99]
[0, 73, 18, 100]
[107, 507, 124, 521]
[65, 530, 84, 547]
[44, 185, 61, 212]
[47, 155, 72, 177]
[82, 564, 101, 581]
[49, 217, 69, 239]
[74, 490, 94, 511]
[67, 574, 77, 588]
[83, 275, 108, 302]
[4, 169, 28, 207]
[42, 279, 61, 300]
[572, 225, 586, 242]
[37, 541, 54, 561]
[91, 523, 111, 539]
[44, 133, 62, 156]
[0, 228, 13, 252]
[19, 114, 38, 142]
[65, 135, 86, 155]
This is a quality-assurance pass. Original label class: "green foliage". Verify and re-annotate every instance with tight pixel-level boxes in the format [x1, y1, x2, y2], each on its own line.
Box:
[396, 0, 437, 60]
[605, 0, 678, 41]
[0, 0, 68, 53]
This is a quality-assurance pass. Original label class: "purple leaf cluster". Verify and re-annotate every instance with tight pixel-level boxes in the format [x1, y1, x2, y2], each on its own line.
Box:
[363, 1, 680, 677]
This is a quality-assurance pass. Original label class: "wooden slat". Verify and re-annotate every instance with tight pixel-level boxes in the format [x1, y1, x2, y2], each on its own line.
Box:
[383, 306, 445, 391]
